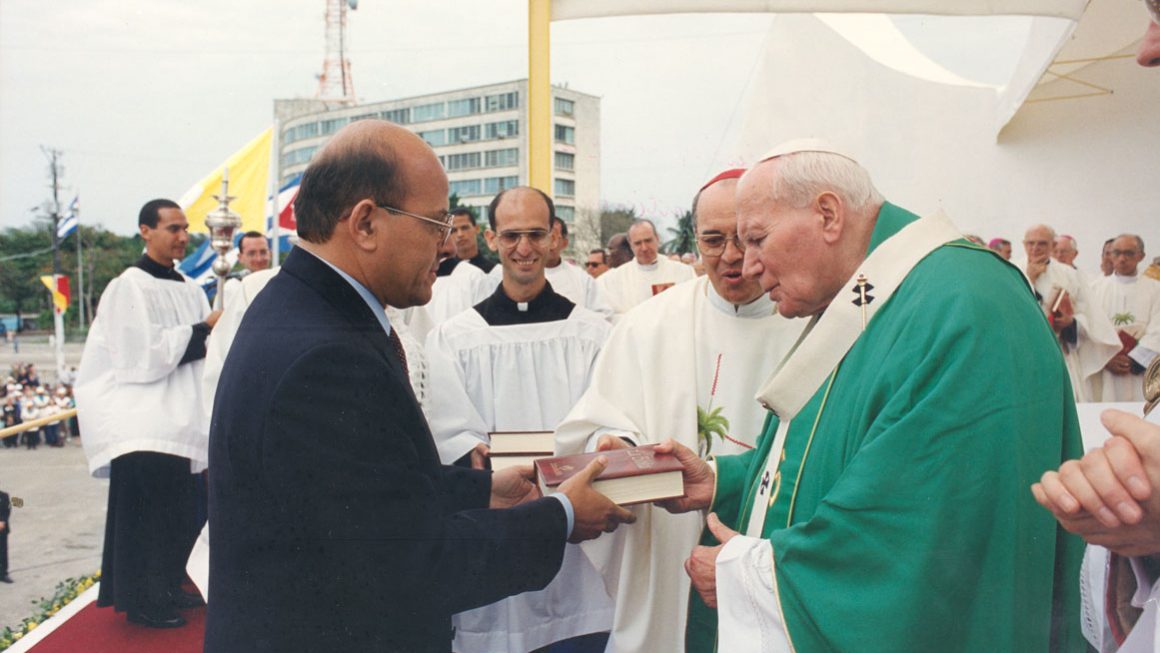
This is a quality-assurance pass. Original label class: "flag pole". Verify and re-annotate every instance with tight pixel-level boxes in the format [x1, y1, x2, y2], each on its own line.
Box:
[269, 120, 281, 268]
[76, 200, 85, 330]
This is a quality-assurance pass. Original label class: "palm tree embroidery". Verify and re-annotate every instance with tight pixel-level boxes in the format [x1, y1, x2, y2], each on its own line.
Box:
[1113, 312, 1135, 326]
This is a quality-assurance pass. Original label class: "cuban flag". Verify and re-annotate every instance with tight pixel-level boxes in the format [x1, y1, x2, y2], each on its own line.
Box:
[268, 173, 301, 234]
[57, 196, 79, 239]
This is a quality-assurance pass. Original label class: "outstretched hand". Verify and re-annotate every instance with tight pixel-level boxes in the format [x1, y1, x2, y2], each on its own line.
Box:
[559, 456, 636, 543]
[685, 513, 738, 609]
[653, 439, 715, 514]
[490, 463, 541, 509]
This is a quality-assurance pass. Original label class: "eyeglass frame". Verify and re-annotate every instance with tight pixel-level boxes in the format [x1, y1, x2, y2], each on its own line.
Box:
[695, 232, 745, 257]
[494, 228, 551, 249]
[376, 204, 455, 243]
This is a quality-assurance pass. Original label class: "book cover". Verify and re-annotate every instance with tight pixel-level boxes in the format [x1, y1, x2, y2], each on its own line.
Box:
[534, 446, 685, 506]
[488, 430, 555, 455]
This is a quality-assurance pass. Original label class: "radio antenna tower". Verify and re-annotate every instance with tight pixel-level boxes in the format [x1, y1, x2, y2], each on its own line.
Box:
[317, 0, 358, 104]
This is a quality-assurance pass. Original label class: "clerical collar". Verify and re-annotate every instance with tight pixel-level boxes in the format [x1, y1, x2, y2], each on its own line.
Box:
[474, 280, 575, 326]
[636, 260, 659, 272]
[1113, 273, 1138, 285]
[133, 254, 184, 282]
[706, 280, 776, 318]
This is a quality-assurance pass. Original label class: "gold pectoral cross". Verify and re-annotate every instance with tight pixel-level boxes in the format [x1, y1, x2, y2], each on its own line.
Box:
[851, 274, 874, 330]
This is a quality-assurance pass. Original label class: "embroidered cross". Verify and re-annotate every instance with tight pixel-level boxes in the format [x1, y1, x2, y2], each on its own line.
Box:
[851, 274, 874, 329]
[759, 470, 772, 494]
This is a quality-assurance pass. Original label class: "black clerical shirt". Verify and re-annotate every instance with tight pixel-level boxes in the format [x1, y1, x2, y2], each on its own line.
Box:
[132, 254, 211, 364]
[473, 281, 574, 326]
[437, 254, 497, 277]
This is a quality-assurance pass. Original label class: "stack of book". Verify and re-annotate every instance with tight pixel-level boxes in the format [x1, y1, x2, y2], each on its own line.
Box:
[488, 430, 555, 472]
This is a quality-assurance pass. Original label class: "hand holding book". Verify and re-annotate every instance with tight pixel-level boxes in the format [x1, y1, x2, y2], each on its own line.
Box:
[556, 456, 637, 543]
[653, 439, 716, 514]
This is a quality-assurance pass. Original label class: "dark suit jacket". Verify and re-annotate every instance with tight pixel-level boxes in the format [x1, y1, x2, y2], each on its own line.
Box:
[0, 491, 9, 534]
[204, 248, 567, 653]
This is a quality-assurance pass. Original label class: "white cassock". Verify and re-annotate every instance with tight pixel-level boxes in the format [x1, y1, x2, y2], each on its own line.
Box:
[547, 262, 613, 319]
[425, 289, 613, 653]
[427, 257, 488, 325]
[555, 276, 805, 653]
[76, 267, 211, 476]
[1089, 274, 1160, 401]
[597, 257, 696, 316]
[1015, 258, 1121, 401]
[202, 270, 277, 420]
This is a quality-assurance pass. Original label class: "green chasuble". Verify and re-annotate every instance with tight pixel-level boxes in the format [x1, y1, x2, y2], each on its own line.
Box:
[686, 203, 1086, 652]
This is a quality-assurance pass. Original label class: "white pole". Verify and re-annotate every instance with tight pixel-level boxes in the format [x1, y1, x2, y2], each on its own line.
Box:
[269, 119, 282, 267]
[53, 278, 66, 380]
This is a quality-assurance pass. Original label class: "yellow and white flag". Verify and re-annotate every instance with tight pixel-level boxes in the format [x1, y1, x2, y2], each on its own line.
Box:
[180, 127, 272, 234]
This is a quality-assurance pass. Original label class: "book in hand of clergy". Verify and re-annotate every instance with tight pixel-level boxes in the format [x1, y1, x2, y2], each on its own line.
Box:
[534, 445, 684, 506]
[488, 430, 555, 472]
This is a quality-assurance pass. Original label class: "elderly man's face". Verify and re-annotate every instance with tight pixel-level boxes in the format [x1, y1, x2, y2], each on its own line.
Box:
[695, 180, 763, 306]
[628, 223, 659, 265]
[1053, 236, 1077, 266]
[737, 165, 833, 318]
[1110, 236, 1145, 277]
[1023, 226, 1055, 264]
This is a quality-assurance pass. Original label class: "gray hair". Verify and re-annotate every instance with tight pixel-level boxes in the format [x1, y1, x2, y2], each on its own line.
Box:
[1116, 233, 1146, 254]
[767, 151, 883, 212]
[628, 219, 658, 239]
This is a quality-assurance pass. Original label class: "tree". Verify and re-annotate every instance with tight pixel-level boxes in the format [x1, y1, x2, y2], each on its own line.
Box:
[599, 204, 637, 245]
[663, 209, 696, 255]
[0, 225, 52, 329]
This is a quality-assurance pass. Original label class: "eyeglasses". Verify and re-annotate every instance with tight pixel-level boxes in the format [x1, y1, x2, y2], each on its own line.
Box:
[495, 229, 549, 248]
[1111, 249, 1141, 258]
[377, 204, 454, 243]
[585, 261, 605, 268]
[696, 233, 744, 257]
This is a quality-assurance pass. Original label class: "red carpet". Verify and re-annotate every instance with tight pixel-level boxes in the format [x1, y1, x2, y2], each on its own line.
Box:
[14, 586, 205, 653]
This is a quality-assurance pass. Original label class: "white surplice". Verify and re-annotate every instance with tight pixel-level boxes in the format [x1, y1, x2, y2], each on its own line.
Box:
[76, 267, 211, 476]
[425, 296, 613, 653]
[1090, 274, 1160, 402]
[547, 262, 613, 319]
[1016, 258, 1121, 401]
[555, 275, 805, 653]
[427, 257, 488, 325]
[596, 257, 696, 316]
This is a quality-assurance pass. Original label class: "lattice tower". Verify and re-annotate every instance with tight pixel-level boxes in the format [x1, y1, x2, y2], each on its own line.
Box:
[316, 0, 357, 104]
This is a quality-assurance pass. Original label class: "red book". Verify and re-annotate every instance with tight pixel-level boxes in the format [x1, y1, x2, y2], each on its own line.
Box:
[1118, 330, 1139, 356]
[535, 446, 685, 506]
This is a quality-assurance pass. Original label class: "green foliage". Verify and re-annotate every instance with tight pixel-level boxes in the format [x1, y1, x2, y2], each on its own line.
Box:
[0, 222, 153, 331]
[663, 209, 696, 255]
[599, 205, 637, 245]
[697, 405, 731, 457]
[0, 570, 100, 650]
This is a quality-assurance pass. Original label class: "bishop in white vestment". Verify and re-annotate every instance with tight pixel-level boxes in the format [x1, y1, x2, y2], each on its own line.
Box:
[555, 170, 804, 653]
[1089, 235, 1160, 402]
[1016, 224, 1120, 401]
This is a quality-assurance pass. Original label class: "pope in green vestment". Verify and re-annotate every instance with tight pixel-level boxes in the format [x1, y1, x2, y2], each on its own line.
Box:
[686, 202, 1086, 652]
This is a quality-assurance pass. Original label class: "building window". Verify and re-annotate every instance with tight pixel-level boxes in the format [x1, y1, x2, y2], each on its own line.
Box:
[484, 91, 519, 112]
[445, 152, 481, 171]
[483, 176, 519, 195]
[554, 98, 574, 116]
[448, 98, 480, 117]
[419, 130, 446, 147]
[554, 178, 575, 196]
[484, 148, 519, 168]
[554, 151, 574, 171]
[351, 113, 377, 122]
[321, 117, 349, 135]
[485, 120, 519, 140]
[555, 205, 575, 222]
[448, 125, 481, 145]
[449, 179, 482, 196]
[281, 146, 317, 168]
[381, 108, 410, 124]
[554, 124, 575, 145]
[412, 102, 446, 122]
[284, 121, 319, 144]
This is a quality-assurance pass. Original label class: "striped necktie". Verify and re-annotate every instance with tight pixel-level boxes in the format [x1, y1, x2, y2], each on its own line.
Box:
[388, 328, 409, 377]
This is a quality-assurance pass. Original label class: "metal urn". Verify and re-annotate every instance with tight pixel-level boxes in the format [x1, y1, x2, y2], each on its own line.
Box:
[204, 168, 242, 310]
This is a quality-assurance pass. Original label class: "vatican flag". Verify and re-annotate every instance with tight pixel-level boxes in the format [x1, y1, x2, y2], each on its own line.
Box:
[180, 127, 272, 234]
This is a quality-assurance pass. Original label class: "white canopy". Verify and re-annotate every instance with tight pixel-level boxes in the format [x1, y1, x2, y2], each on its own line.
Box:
[551, 0, 1086, 21]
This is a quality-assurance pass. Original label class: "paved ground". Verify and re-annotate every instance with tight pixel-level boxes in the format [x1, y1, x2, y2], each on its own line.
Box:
[1, 336, 104, 628]
[0, 443, 107, 630]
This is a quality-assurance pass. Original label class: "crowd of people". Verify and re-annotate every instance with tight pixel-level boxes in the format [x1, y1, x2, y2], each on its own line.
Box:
[1, 363, 78, 450]
[56, 9, 1160, 653]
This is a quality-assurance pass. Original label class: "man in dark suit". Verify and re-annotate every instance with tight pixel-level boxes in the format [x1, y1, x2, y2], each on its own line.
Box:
[205, 119, 634, 653]
[0, 490, 11, 583]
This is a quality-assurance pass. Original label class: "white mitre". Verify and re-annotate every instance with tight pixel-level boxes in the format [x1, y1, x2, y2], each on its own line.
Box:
[758, 137, 860, 164]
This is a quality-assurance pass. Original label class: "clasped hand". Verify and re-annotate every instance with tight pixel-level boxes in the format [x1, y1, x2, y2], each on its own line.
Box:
[1032, 409, 1160, 557]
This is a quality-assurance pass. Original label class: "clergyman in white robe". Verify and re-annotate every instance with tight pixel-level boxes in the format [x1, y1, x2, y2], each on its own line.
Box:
[597, 255, 696, 316]
[425, 281, 613, 653]
[1015, 257, 1120, 401]
[555, 275, 804, 653]
[1089, 274, 1160, 402]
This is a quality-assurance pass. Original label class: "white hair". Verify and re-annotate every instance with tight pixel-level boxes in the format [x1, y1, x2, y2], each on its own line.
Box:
[767, 151, 883, 212]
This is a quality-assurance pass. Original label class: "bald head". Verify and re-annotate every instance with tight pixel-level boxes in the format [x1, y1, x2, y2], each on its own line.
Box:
[295, 120, 439, 244]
